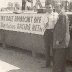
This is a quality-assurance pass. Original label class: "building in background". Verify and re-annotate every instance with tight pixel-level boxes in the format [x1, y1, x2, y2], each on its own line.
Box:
[0, 0, 72, 12]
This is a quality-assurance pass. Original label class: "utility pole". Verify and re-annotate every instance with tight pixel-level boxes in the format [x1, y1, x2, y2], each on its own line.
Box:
[22, 0, 26, 10]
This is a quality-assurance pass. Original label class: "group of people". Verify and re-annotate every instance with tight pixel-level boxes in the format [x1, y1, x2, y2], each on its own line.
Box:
[43, 2, 70, 72]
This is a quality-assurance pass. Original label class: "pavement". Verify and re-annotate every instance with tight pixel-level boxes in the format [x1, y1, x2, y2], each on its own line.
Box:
[0, 45, 71, 72]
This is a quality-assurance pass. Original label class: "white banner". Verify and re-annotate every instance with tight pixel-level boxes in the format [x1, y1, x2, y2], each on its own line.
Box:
[0, 13, 45, 35]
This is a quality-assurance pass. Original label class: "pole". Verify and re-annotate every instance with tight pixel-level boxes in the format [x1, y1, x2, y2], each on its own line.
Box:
[31, 0, 33, 9]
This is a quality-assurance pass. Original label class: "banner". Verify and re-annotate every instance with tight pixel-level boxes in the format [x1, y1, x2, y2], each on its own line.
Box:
[0, 13, 45, 35]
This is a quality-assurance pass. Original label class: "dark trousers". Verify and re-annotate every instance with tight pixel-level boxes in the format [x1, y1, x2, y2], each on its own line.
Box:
[53, 48, 67, 72]
[44, 29, 53, 66]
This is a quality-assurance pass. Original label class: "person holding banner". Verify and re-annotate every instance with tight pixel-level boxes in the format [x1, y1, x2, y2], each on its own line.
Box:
[43, 4, 58, 68]
[52, 3, 70, 72]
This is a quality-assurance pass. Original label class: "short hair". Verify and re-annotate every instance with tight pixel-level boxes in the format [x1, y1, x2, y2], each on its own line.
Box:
[55, 2, 63, 8]
[45, 3, 53, 8]
[45, 2, 52, 6]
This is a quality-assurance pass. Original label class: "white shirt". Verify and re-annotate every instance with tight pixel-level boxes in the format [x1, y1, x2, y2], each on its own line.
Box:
[43, 12, 58, 29]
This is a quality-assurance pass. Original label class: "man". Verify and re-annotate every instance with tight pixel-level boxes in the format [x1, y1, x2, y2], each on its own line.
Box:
[53, 3, 70, 72]
[43, 4, 58, 68]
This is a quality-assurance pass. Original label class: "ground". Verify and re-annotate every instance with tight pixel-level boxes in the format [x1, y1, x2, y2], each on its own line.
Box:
[0, 46, 71, 72]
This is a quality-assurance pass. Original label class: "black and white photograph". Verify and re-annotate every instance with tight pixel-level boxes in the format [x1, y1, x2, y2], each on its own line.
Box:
[0, 0, 72, 72]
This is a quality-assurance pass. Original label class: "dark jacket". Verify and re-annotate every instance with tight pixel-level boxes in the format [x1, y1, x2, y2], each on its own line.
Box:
[53, 11, 70, 48]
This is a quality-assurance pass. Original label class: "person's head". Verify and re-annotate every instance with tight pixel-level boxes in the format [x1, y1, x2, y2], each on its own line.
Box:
[54, 3, 63, 13]
[45, 4, 53, 13]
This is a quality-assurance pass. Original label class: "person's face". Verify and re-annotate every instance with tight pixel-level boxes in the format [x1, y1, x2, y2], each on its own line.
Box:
[55, 4, 61, 13]
[46, 4, 53, 13]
